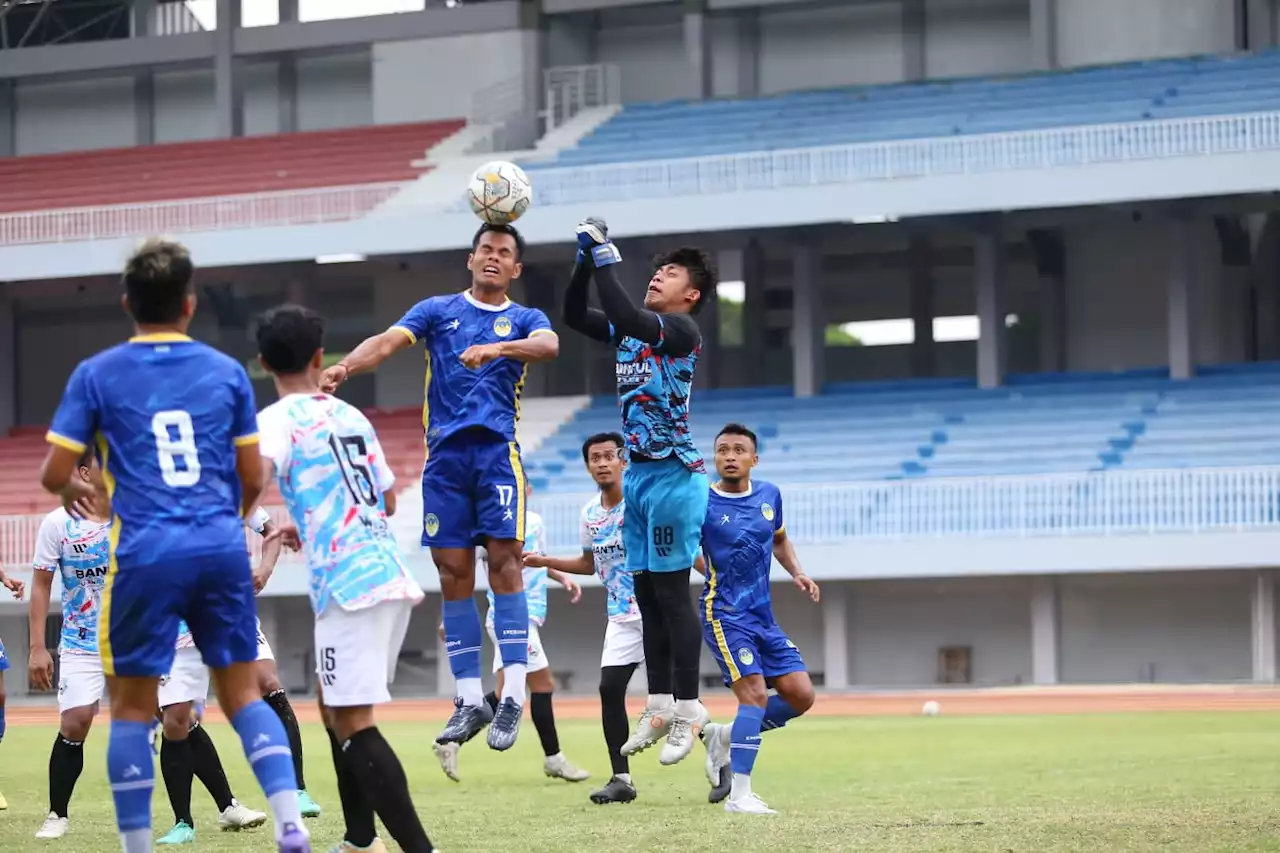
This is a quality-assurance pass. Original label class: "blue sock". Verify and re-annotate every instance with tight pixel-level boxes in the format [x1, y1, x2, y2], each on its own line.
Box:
[231, 700, 304, 839]
[0, 701, 6, 743]
[442, 597, 484, 705]
[729, 704, 766, 776]
[761, 694, 801, 732]
[492, 591, 530, 667]
[107, 719, 155, 833]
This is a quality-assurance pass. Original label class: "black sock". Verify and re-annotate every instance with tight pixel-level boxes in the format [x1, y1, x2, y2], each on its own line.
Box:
[48, 735, 85, 818]
[264, 688, 306, 790]
[530, 692, 560, 757]
[633, 571, 674, 695]
[343, 727, 435, 853]
[160, 735, 195, 827]
[600, 664, 637, 776]
[484, 690, 499, 714]
[187, 721, 235, 812]
[650, 568, 702, 700]
[326, 727, 377, 849]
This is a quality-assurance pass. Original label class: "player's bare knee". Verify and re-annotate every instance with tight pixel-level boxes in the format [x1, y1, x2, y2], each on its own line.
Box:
[528, 668, 555, 694]
[162, 704, 192, 740]
[256, 662, 282, 695]
[211, 662, 262, 718]
[733, 675, 769, 708]
[776, 674, 816, 714]
[60, 707, 94, 741]
[327, 705, 374, 741]
[485, 541, 524, 594]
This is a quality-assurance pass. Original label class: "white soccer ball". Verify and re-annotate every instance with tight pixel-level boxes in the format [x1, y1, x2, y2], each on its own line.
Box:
[467, 160, 532, 226]
[922, 700, 941, 717]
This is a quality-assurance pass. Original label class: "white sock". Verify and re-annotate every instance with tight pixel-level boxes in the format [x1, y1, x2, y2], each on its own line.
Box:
[267, 790, 307, 841]
[501, 664, 527, 702]
[646, 693, 675, 710]
[119, 828, 152, 853]
[616, 772, 632, 784]
[674, 698, 701, 718]
[546, 751, 563, 762]
[456, 677, 485, 706]
[730, 772, 752, 800]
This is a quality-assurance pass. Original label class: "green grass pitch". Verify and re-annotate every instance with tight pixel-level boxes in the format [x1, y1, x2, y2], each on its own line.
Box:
[0, 712, 1278, 852]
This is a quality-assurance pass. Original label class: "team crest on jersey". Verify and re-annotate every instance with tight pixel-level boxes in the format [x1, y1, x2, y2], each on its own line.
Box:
[761, 503, 775, 522]
[737, 648, 755, 666]
[424, 513, 440, 537]
[493, 316, 513, 337]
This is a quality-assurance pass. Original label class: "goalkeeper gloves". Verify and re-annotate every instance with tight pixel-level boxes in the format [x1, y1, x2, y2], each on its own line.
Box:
[576, 217, 621, 267]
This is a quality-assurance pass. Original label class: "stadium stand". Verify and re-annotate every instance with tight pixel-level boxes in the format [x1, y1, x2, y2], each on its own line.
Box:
[540, 50, 1280, 167]
[0, 120, 464, 213]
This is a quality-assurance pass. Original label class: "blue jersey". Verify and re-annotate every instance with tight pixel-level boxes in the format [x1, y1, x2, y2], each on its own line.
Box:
[700, 481, 784, 623]
[613, 318, 703, 472]
[580, 494, 639, 622]
[258, 393, 424, 616]
[46, 334, 259, 565]
[486, 511, 548, 625]
[391, 291, 554, 455]
[31, 508, 110, 656]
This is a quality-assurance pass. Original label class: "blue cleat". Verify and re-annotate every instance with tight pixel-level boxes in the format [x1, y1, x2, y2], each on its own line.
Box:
[435, 697, 494, 745]
[278, 823, 311, 853]
[486, 697, 523, 751]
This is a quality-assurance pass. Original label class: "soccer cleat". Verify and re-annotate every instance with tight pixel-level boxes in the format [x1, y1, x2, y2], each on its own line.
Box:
[328, 840, 389, 853]
[219, 800, 268, 831]
[35, 813, 70, 839]
[0, 791, 7, 810]
[278, 823, 312, 853]
[157, 821, 197, 845]
[659, 704, 710, 766]
[701, 722, 730, 786]
[544, 753, 591, 782]
[435, 697, 494, 745]
[589, 775, 637, 805]
[708, 763, 732, 804]
[486, 697, 523, 751]
[298, 790, 322, 818]
[725, 793, 777, 815]
[433, 741, 461, 782]
[620, 704, 673, 756]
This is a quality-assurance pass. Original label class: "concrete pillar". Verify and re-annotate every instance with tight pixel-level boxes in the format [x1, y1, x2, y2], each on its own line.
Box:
[908, 236, 935, 377]
[902, 0, 926, 81]
[683, 0, 712, 100]
[974, 224, 1006, 389]
[699, 277, 721, 390]
[821, 584, 849, 689]
[1029, 0, 1057, 70]
[132, 0, 156, 36]
[791, 244, 823, 398]
[1246, 0, 1279, 48]
[0, 292, 15, 436]
[276, 0, 299, 133]
[134, 73, 155, 146]
[1249, 213, 1280, 361]
[1030, 575, 1060, 685]
[1252, 570, 1276, 683]
[1167, 218, 1196, 380]
[736, 8, 760, 98]
[214, 0, 243, 139]
[0, 81, 12, 157]
[742, 240, 767, 382]
[1028, 228, 1068, 372]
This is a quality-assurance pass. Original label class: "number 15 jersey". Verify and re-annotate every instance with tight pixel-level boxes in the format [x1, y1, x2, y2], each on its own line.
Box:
[46, 334, 259, 565]
[257, 393, 423, 617]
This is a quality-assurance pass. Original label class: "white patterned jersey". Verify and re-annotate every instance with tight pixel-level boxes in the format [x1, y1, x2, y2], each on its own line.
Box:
[485, 511, 548, 627]
[31, 508, 110, 656]
[581, 495, 638, 623]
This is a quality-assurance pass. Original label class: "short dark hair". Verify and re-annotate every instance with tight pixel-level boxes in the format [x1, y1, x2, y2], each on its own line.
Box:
[472, 223, 526, 261]
[716, 422, 758, 450]
[582, 431, 625, 462]
[123, 238, 194, 324]
[255, 304, 326, 376]
[652, 247, 716, 314]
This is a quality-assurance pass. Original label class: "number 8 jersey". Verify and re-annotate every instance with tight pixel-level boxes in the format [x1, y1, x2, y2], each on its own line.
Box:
[257, 393, 423, 616]
[46, 334, 260, 564]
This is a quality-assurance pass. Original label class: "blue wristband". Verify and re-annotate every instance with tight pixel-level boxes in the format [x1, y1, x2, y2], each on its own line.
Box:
[591, 243, 622, 267]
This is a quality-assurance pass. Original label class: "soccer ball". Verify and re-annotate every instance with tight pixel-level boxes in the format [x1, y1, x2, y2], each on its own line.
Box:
[467, 160, 532, 226]
[921, 700, 941, 717]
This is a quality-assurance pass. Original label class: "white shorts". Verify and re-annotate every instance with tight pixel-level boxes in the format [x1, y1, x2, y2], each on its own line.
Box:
[601, 618, 645, 668]
[486, 621, 549, 674]
[57, 653, 106, 713]
[159, 646, 210, 708]
[256, 618, 274, 663]
[315, 599, 413, 708]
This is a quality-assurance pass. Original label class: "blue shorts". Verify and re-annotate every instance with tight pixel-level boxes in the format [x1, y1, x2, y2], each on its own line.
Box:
[0, 636, 9, 673]
[102, 550, 258, 678]
[703, 613, 806, 687]
[422, 429, 527, 548]
[622, 457, 708, 573]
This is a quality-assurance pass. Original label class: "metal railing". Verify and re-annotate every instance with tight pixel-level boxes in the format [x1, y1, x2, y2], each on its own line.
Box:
[468, 75, 531, 154]
[0, 182, 407, 247]
[542, 64, 621, 134]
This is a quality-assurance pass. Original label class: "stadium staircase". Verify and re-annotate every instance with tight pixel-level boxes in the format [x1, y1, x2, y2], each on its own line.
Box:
[537, 49, 1280, 167]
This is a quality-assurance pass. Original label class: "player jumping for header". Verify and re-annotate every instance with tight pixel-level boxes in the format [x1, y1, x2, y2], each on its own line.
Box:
[698, 423, 819, 815]
[40, 239, 307, 853]
[564, 218, 714, 766]
[321, 223, 558, 752]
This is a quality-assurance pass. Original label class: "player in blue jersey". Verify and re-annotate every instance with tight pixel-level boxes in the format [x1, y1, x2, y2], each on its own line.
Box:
[0, 562, 27, 812]
[38, 239, 308, 853]
[564, 217, 714, 766]
[697, 423, 819, 815]
[320, 223, 559, 751]
[257, 304, 435, 853]
[523, 432, 650, 805]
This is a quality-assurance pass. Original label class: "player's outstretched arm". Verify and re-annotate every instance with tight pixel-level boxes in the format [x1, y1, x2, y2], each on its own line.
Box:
[525, 551, 595, 576]
[548, 569, 583, 603]
[320, 328, 414, 394]
[488, 329, 560, 364]
[27, 569, 54, 690]
[562, 252, 613, 343]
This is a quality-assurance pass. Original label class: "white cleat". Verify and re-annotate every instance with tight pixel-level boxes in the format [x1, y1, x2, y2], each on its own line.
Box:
[543, 753, 591, 782]
[328, 840, 389, 853]
[218, 801, 267, 831]
[701, 722, 731, 785]
[620, 705, 674, 756]
[35, 813, 69, 839]
[725, 793, 777, 815]
[659, 704, 710, 766]
[433, 741, 461, 782]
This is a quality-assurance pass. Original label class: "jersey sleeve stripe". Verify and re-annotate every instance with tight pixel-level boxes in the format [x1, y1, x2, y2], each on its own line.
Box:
[390, 325, 417, 345]
[233, 433, 260, 447]
[528, 328, 558, 338]
[45, 431, 87, 453]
